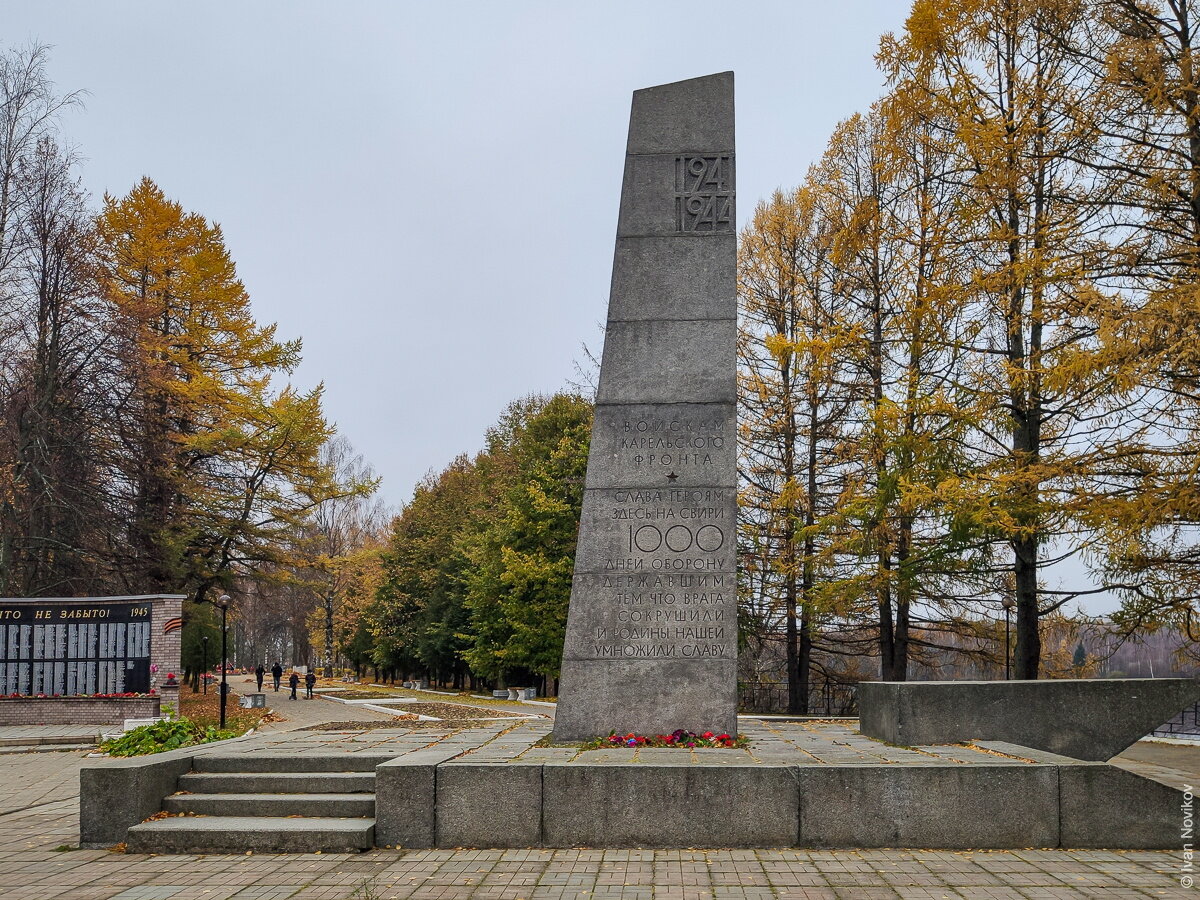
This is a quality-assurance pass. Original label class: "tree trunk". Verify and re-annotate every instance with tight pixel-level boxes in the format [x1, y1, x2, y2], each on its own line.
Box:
[785, 569, 801, 713]
[893, 516, 912, 681]
[1013, 533, 1041, 678]
[323, 591, 334, 677]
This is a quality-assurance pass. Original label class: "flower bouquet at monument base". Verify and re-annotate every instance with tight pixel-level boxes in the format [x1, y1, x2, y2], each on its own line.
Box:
[599, 729, 748, 749]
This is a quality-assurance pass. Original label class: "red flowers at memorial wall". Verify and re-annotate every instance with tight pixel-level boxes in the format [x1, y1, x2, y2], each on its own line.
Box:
[4, 691, 156, 699]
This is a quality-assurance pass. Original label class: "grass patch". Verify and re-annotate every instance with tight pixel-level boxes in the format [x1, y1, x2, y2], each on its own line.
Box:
[533, 732, 751, 750]
[323, 689, 408, 701]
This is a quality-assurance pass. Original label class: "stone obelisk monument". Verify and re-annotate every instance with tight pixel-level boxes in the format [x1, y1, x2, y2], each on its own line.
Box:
[554, 73, 737, 741]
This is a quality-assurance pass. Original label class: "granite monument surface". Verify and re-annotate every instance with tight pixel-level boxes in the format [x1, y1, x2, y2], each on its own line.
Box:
[553, 72, 737, 741]
[859, 677, 1200, 761]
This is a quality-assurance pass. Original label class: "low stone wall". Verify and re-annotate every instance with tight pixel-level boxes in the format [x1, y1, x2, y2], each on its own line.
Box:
[79, 746, 195, 847]
[374, 751, 1186, 850]
[0, 695, 160, 726]
[858, 678, 1200, 761]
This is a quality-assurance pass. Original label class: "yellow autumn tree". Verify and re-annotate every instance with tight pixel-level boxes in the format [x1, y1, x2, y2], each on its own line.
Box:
[1063, 0, 1200, 633]
[880, 0, 1118, 677]
[816, 100, 982, 680]
[97, 177, 344, 602]
[738, 183, 859, 710]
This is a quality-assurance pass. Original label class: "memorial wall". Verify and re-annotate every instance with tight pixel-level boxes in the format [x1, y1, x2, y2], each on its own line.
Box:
[0, 595, 183, 701]
[0, 601, 153, 695]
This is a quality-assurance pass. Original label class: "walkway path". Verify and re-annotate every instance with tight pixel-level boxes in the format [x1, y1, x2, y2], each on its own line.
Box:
[1114, 737, 1200, 789]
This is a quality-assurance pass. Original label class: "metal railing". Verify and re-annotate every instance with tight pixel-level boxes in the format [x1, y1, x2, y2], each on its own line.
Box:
[1152, 700, 1200, 740]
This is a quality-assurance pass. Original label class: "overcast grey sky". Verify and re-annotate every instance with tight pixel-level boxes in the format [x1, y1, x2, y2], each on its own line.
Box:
[1, 0, 911, 505]
[1, 2, 1123, 614]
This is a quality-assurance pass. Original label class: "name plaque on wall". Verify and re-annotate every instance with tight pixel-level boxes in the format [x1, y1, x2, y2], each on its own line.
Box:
[0, 601, 152, 696]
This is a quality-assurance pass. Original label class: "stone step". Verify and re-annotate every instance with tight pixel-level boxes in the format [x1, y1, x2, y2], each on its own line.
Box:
[192, 753, 394, 773]
[164, 792, 375, 818]
[126, 816, 375, 854]
[177, 771, 375, 794]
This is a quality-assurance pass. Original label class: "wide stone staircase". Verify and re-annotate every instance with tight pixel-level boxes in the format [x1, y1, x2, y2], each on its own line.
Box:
[125, 753, 385, 853]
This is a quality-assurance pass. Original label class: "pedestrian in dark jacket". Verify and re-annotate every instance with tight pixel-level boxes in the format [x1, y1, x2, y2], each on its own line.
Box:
[288, 671, 299, 700]
[255, 664, 265, 691]
[272, 662, 283, 691]
[305, 670, 316, 699]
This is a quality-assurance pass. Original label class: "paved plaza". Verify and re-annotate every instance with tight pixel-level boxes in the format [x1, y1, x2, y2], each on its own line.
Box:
[0, 686, 1191, 898]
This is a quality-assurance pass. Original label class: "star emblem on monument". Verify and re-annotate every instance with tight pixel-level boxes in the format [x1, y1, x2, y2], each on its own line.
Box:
[666, 471, 679, 482]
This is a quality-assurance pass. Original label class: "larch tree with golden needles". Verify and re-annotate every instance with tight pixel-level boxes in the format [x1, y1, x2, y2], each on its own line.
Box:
[738, 183, 858, 711]
[817, 109, 911, 679]
[97, 177, 343, 602]
[819, 99, 984, 679]
[1065, 0, 1200, 641]
[881, 0, 1116, 677]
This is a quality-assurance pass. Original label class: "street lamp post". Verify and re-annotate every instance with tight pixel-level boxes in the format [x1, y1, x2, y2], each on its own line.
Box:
[201, 636, 208, 694]
[1001, 597, 1015, 681]
[216, 594, 230, 729]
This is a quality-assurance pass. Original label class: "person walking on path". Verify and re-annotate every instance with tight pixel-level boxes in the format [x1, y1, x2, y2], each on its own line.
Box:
[272, 662, 283, 692]
[255, 664, 265, 692]
[288, 671, 299, 700]
[305, 670, 316, 700]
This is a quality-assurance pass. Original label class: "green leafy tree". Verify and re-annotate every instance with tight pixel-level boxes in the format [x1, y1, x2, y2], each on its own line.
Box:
[461, 393, 591, 688]
[371, 454, 486, 682]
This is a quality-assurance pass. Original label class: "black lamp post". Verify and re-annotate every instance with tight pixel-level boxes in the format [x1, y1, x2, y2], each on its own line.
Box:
[201, 636, 208, 694]
[216, 594, 230, 728]
[1001, 597, 1015, 681]
[195, 593, 232, 727]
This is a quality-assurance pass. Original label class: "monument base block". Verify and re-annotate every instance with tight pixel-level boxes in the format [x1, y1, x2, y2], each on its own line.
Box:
[84, 719, 1186, 851]
[378, 720, 1182, 850]
[552, 657, 738, 742]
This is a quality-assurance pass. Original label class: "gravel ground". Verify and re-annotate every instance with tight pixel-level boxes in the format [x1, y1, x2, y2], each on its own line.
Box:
[397, 701, 531, 719]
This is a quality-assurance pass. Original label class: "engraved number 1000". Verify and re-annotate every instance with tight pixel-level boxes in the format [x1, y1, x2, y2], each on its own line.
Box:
[628, 523, 724, 553]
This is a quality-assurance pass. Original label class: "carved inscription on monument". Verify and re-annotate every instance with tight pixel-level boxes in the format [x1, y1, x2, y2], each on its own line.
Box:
[573, 479, 735, 662]
[589, 407, 734, 482]
[574, 402, 736, 664]
[573, 569, 732, 661]
[675, 155, 734, 233]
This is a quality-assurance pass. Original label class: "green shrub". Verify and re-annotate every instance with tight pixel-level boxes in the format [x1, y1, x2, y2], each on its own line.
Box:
[99, 715, 237, 757]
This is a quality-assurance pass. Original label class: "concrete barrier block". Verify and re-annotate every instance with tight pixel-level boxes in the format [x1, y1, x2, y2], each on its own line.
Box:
[859, 678, 1200, 761]
[374, 749, 461, 849]
[437, 763, 542, 848]
[542, 763, 798, 848]
[79, 748, 195, 848]
[797, 764, 1059, 849]
[1060, 763, 1187, 848]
